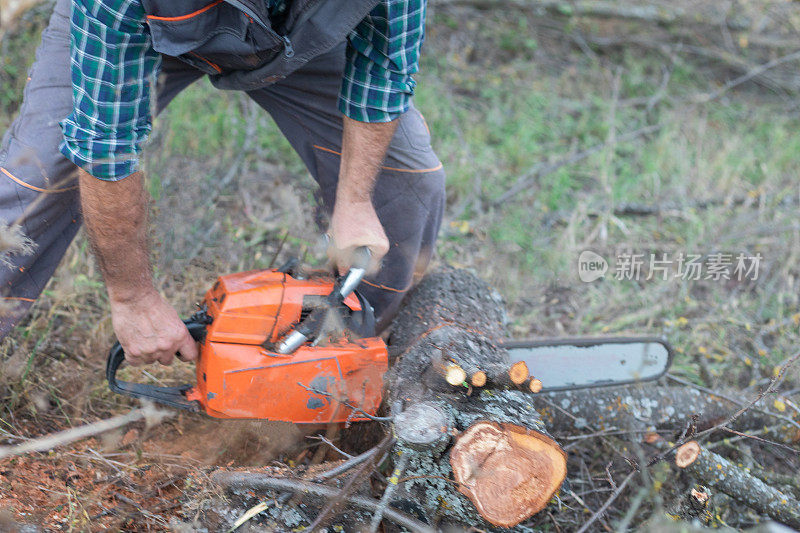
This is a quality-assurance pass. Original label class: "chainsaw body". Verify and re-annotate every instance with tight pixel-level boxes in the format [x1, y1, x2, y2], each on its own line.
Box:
[107, 266, 389, 424]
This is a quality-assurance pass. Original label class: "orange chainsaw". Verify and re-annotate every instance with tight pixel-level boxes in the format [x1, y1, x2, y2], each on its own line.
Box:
[106, 248, 388, 424]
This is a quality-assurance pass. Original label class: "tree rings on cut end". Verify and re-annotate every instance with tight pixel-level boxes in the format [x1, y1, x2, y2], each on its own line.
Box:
[675, 440, 702, 468]
[471, 371, 487, 387]
[444, 364, 467, 386]
[450, 421, 567, 528]
[509, 361, 530, 385]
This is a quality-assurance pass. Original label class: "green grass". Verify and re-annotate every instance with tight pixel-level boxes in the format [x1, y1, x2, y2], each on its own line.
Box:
[0, 6, 50, 128]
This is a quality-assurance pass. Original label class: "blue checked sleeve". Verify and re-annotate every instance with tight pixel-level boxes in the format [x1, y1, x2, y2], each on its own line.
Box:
[339, 0, 427, 123]
[59, 0, 161, 181]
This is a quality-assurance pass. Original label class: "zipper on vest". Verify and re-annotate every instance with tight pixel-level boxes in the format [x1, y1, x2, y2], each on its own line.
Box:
[281, 35, 295, 58]
[225, 0, 298, 59]
[225, 1, 270, 31]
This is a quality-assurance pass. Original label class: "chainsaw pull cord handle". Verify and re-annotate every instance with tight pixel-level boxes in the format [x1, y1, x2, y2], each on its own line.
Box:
[106, 319, 207, 411]
[277, 246, 372, 354]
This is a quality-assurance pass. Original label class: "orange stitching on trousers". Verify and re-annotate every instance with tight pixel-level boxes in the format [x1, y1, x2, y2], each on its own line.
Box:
[2, 297, 35, 303]
[1, 167, 78, 193]
[312, 145, 443, 174]
[361, 279, 411, 293]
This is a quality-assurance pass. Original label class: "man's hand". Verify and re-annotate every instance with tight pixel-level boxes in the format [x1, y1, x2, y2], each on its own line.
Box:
[329, 198, 389, 274]
[328, 116, 397, 274]
[111, 290, 199, 366]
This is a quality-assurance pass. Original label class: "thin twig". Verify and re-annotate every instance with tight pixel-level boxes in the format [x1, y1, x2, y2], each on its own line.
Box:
[574, 471, 635, 533]
[297, 382, 393, 422]
[718, 427, 799, 455]
[313, 446, 379, 482]
[697, 48, 800, 102]
[306, 435, 353, 460]
[368, 451, 410, 532]
[305, 435, 394, 531]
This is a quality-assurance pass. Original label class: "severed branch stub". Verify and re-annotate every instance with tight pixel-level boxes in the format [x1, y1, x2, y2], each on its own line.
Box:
[528, 377, 543, 393]
[444, 363, 467, 386]
[393, 402, 452, 453]
[470, 370, 487, 387]
[675, 441, 701, 468]
[509, 360, 530, 385]
[450, 421, 567, 528]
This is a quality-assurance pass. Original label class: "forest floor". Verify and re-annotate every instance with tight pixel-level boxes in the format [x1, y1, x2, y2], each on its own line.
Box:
[1, 0, 800, 531]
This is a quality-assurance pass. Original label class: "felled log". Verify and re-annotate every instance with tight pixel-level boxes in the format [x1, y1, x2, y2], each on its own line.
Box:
[673, 441, 800, 529]
[537, 385, 800, 443]
[385, 267, 567, 529]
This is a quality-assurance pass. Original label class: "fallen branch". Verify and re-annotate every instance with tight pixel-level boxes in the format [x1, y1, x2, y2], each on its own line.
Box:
[673, 441, 800, 528]
[538, 384, 800, 442]
[574, 470, 636, 533]
[305, 435, 393, 532]
[0, 405, 170, 460]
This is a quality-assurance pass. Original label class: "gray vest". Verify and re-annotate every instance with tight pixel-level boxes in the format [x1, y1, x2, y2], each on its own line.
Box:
[141, 0, 380, 91]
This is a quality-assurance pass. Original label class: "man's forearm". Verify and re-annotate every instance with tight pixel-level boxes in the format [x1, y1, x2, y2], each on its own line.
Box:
[78, 169, 154, 302]
[328, 116, 397, 273]
[337, 115, 398, 203]
[78, 169, 198, 365]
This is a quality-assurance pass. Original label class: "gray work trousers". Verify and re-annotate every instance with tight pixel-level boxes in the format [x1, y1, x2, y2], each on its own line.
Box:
[0, 0, 445, 337]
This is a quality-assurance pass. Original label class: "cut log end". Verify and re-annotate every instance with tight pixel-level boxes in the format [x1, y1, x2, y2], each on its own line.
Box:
[445, 364, 468, 386]
[509, 361, 530, 385]
[450, 421, 567, 528]
[528, 378, 543, 393]
[644, 432, 662, 444]
[394, 403, 451, 451]
[675, 440, 702, 468]
[471, 371, 487, 387]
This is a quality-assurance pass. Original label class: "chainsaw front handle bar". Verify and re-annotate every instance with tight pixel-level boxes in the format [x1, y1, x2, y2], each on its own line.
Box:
[106, 319, 207, 411]
[277, 247, 371, 355]
[338, 246, 371, 299]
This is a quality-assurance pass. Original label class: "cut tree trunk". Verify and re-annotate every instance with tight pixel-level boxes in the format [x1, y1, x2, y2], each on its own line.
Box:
[384, 267, 567, 529]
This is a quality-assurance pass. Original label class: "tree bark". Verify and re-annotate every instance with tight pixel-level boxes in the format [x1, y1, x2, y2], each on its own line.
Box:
[537, 385, 800, 443]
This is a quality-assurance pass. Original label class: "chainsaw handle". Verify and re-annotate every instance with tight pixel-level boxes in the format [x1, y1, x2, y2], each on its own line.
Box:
[338, 246, 371, 299]
[105, 319, 207, 412]
[277, 247, 374, 355]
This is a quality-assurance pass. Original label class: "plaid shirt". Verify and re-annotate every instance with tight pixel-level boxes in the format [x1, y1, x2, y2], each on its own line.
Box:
[59, 0, 426, 180]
